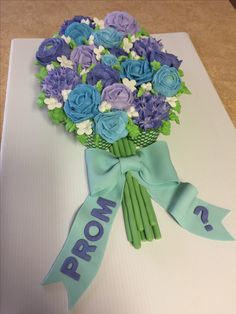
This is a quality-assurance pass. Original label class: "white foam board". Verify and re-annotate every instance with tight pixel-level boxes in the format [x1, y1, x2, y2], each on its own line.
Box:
[1, 33, 236, 314]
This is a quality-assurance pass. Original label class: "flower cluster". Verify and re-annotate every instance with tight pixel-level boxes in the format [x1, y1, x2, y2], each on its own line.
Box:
[36, 11, 190, 146]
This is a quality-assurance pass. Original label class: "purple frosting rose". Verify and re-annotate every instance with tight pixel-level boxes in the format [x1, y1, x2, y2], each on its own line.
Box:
[70, 45, 97, 69]
[149, 50, 182, 69]
[133, 92, 170, 130]
[59, 15, 95, 35]
[86, 64, 120, 88]
[102, 83, 134, 110]
[104, 11, 140, 35]
[109, 47, 128, 58]
[42, 67, 80, 101]
[36, 38, 71, 66]
[132, 37, 163, 58]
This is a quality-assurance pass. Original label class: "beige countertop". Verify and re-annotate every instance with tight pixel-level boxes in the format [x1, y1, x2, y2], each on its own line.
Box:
[1, 0, 236, 140]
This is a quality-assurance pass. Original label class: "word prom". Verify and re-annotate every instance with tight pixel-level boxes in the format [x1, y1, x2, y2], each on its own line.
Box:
[60, 197, 116, 281]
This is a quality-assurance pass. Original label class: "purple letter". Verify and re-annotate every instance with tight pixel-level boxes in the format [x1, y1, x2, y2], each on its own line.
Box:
[72, 239, 96, 261]
[91, 197, 116, 222]
[60, 256, 80, 281]
[84, 220, 104, 242]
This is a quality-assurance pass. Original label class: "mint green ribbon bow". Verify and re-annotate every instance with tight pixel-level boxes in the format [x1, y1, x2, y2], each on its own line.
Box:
[43, 141, 233, 309]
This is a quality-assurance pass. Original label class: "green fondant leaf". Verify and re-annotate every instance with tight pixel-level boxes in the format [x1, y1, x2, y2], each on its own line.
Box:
[48, 108, 66, 124]
[127, 118, 140, 138]
[76, 134, 88, 145]
[178, 68, 184, 77]
[65, 118, 76, 132]
[159, 120, 171, 135]
[177, 81, 191, 95]
[35, 66, 48, 82]
[77, 63, 83, 74]
[82, 73, 87, 83]
[117, 55, 128, 63]
[95, 25, 100, 31]
[95, 80, 103, 93]
[51, 61, 60, 68]
[69, 39, 77, 49]
[150, 61, 161, 71]
[169, 111, 180, 124]
[112, 64, 121, 71]
[137, 87, 145, 97]
[37, 91, 46, 108]
[172, 100, 181, 113]
[82, 37, 89, 45]
[87, 63, 96, 72]
[140, 27, 149, 36]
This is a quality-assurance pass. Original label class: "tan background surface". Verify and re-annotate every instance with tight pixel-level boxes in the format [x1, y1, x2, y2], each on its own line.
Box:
[0, 0, 236, 140]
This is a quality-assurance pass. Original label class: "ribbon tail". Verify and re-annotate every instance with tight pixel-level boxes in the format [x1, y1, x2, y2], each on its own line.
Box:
[149, 182, 234, 241]
[42, 190, 122, 309]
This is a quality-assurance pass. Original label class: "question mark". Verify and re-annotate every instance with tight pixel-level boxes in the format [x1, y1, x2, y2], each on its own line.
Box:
[193, 206, 213, 231]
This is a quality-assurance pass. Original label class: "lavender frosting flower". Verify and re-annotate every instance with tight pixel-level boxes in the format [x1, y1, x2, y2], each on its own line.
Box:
[36, 38, 71, 66]
[133, 93, 170, 130]
[104, 11, 140, 35]
[149, 51, 182, 69]
[42, 67, 80, 101]
[59, 16, 95, 35]
[102, 83, 134, 110]
[132, 37, 163, 58]
[70, 45, 97, 69]
[87, 64, 120, 88]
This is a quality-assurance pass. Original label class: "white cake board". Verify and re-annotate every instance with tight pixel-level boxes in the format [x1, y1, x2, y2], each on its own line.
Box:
[1, 33, 236, 314]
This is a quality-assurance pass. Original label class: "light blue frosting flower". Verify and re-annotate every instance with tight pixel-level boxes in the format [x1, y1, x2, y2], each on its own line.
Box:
[121, 59, 153, 86]
[152, 65, 181, 97]
[64, 84, 101, 123]
[65, 22, 93, 45]
[94, 111, 128, 143]
[94, 27, 123, 48]
[101, 54, 118, 66]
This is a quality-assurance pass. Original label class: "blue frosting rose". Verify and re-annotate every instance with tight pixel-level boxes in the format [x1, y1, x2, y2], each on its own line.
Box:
[149, 50, 182, 69]
[94, 27, 123, 48]
[64, 84, 101, 122]
[152, 65, 181, 97]
[36, 38, 71, 65]
[65, 22, 93, 45]
[94, 111, 128, 143]
[121, 59, 153, 86]
[87, 63, 120, 88]
[104, 11, 140, 35]
[59, 16, 95, 35]
[101, 54, 118, 66]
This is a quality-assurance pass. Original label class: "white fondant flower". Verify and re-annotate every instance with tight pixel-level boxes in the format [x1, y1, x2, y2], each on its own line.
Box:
[88, 34, 94, 45]
[127, 106, 139, 118]
[79, 68, 89, 76]
[81, 18, 90, 25]
[123, 38, 133, 53]
[46, 64, 55, 71]
[61, 89, 72, 102]
[94, 45, 105, 61]
[99, 101, 112, 112]
[130, 50, 140, 60]
[141, 82, 152, 92]
[93, 17, 105, 29]
[76, 120, 93, 135]
[61, 35, 71, 44]
[166, 96, 178, 107]
[122, 78, 137, 92]
[57, 55, 74, 69]
[44, 97, 63, 110]
[130, 35, 137, 43]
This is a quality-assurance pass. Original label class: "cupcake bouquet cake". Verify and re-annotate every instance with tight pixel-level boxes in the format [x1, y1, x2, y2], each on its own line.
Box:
[35, 11, 232, 308]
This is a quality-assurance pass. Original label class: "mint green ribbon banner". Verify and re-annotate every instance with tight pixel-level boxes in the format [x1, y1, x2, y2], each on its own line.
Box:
[43, 141, 233, 309]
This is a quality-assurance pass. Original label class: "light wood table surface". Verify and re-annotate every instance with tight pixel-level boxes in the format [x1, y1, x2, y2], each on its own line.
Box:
[1, 0, 235, 141]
